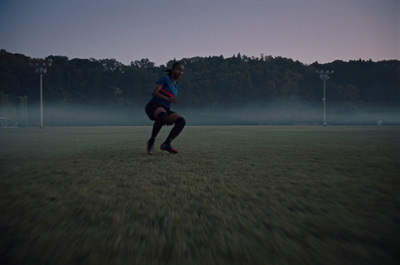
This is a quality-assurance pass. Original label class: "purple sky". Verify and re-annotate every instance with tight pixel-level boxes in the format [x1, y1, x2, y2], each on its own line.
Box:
[1, 0, 399, 66]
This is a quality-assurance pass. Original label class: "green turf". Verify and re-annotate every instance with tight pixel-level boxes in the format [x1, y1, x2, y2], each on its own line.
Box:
[1, 126, 399, 265]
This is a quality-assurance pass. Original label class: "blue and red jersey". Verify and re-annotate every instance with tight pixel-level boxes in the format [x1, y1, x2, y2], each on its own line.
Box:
[149, 75, 179, 109]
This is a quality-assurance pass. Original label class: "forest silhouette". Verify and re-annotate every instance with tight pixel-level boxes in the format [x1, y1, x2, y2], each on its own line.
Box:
[1, 49, 399, 126]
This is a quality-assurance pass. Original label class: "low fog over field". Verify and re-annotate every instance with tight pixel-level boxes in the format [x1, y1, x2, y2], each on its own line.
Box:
[180, 100, 400, 126]
[27, 98, 400, 126]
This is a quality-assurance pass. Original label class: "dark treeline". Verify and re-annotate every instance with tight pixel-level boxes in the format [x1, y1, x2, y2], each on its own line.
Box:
[0, 49, 399, 126]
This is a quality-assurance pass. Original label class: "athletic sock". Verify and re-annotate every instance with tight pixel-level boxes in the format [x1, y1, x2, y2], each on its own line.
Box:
[147, 137, 155, 155]
[151, 112, 168, 139]
[165, 117, 186, 144]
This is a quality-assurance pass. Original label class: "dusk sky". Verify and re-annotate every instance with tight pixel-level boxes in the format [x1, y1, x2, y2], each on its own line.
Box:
[1, 0, 399, 66]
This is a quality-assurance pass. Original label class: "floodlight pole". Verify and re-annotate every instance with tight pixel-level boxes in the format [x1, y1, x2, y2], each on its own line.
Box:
[34, 62, 51, 128]
[40, 73, 43, 128]
[316, 70, 333, 126]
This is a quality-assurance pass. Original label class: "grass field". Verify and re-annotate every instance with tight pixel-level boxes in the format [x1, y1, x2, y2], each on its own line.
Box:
[1, 126, 399, 265]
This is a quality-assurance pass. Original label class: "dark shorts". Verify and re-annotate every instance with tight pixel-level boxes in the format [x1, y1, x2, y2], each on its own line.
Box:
[145, 101, 175, 121]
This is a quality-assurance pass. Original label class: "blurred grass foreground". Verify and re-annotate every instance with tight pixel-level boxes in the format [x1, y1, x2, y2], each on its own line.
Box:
[1, 126, 399, 265]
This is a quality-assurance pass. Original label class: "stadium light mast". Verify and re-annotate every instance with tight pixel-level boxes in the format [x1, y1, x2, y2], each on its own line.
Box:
[316, 70, 333, 126]
[34, 61, 51, 128]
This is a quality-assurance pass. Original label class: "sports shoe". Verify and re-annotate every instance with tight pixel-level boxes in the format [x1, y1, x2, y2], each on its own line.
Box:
[160, 143, 178, 154]
[147, 138, 154, 155]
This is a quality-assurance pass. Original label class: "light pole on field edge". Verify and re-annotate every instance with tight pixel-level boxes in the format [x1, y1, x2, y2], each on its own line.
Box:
[34, 61, 51, 128]
[316, 70, 333, 126]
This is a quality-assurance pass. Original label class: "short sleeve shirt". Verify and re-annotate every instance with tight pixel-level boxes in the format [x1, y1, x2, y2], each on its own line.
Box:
[150, 75, 179, 109]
